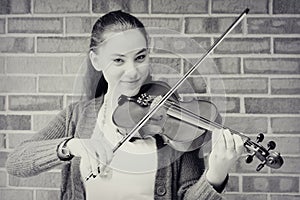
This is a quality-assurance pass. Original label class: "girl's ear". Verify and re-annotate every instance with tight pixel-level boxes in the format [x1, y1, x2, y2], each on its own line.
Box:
[89, 51, 102, 71]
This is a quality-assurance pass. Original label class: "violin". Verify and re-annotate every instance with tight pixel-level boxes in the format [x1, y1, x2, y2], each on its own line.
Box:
[112, 81, 284, 172]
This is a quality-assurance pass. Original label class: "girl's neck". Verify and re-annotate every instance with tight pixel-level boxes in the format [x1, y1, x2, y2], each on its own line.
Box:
[104, 89, 119, 111]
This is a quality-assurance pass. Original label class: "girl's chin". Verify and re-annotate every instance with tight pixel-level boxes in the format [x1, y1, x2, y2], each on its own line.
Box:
[107, 86, 141, 98]
[121, 88, 140, 97]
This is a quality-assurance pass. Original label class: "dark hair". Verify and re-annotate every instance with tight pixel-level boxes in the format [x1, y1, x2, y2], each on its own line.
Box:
[83, 10, 148, 100]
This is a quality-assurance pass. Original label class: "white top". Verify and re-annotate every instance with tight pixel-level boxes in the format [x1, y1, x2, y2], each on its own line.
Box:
[83, 100, 158, 200]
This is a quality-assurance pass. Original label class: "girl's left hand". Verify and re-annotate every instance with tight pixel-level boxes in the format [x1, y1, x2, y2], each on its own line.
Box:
[206, 129, 244, 187]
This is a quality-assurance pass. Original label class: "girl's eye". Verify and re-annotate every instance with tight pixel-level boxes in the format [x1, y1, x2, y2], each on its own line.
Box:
[113, 58, 124, 65]
[135, 54, 146, 63]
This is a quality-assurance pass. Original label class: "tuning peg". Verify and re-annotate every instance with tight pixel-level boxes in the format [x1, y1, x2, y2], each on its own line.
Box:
[267, 141, 276, 151]
[256, 133, 264, 143]
[256, 160, 266, 171]
[245, 153, 254, 163]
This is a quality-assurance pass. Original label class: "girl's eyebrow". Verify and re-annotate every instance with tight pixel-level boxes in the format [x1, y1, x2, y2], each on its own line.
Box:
[111, 48, 147, 57]
[135, 48, 147, 55]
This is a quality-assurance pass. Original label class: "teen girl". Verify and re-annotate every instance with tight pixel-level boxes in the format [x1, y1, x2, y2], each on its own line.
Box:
[6, 10, 243, 200]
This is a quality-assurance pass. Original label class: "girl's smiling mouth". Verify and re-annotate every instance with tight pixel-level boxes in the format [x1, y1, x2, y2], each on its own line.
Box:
[122, 79, 140, 84]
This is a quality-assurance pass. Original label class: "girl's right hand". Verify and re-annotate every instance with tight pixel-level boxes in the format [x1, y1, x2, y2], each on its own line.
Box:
[66, 135, 113, 180]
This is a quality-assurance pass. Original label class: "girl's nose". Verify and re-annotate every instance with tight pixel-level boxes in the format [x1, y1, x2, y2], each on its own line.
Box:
[125, 62, 139, 79]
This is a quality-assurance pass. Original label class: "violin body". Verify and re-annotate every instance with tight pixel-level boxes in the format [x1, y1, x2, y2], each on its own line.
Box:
[113, 81, 221, 151]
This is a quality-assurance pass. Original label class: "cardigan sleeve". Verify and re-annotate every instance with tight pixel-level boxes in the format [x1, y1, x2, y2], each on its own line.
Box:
[6, 103, 76, 177]
[181, 174, 227, 200]
[177, 149, 227, 200]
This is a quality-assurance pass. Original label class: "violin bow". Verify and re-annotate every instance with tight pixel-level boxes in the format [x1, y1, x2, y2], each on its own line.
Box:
[112, 8, 250, 153]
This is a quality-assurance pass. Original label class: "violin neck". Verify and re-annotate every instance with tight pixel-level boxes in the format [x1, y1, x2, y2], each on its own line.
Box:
[166, 104, 250, 141]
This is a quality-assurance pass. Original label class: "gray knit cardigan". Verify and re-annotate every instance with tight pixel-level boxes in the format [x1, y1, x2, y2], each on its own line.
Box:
[6, 96, 226, 200]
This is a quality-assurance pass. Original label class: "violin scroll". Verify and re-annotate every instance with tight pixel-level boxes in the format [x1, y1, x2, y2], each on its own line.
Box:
[244, 133, 284, 171]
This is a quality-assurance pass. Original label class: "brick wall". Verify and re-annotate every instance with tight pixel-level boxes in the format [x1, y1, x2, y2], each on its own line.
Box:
[0, 0, 299, 199]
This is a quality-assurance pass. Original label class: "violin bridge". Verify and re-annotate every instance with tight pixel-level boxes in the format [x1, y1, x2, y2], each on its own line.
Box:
[150, 95, 163, 109]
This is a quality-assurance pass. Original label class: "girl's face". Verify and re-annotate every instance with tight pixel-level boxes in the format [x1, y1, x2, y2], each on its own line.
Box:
[90, 29, 149, 97]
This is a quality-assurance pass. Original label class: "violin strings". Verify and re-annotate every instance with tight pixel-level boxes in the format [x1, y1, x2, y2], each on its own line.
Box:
[165, 100, 250, 140]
